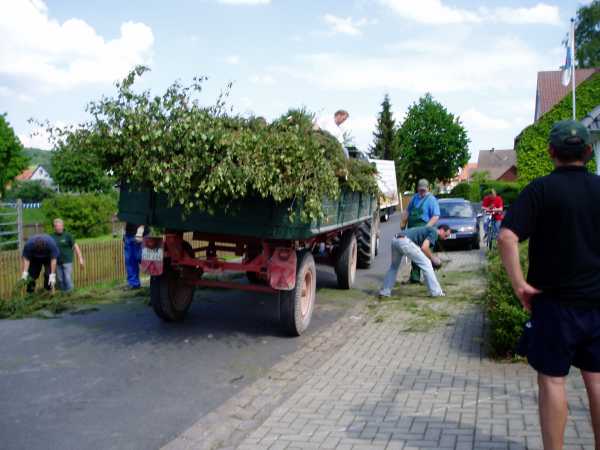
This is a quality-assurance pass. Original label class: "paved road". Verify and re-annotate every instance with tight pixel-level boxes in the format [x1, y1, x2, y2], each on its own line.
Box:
[1, 213, 412, 450]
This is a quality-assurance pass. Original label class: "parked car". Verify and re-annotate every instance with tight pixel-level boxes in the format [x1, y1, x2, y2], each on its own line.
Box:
[436, 198, 481, 250]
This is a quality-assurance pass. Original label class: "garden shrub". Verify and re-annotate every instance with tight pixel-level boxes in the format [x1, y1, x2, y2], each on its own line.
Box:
[41, 193, 116, 238]
[480, 181, 520, 207]
[3, 180, 55, 203]
[485, 245, 530, 357]
[450, 181, 483, 202]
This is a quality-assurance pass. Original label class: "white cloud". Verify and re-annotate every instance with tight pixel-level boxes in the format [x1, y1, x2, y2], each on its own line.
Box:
[218, 0, 270, 4]
[0, 86, 34, 103]
[0, 0, 154, 92]
[490, 4, 561, 25]
[380, 0, 481, 25]
[380, 0, 561, 26]
[460, 108, 511, 131]
[18, 129, 52, 150]
[275, 36, 554, 94]
[250, 74, 276, 85]
[322, 14, 375, 36]
[224, 55, 240, 65]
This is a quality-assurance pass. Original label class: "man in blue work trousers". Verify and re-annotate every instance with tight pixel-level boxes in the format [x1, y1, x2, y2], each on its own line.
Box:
[123, 222, 147, 289]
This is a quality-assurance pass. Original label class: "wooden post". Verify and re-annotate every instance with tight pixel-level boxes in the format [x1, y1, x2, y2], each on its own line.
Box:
[16, 199, 23, 253]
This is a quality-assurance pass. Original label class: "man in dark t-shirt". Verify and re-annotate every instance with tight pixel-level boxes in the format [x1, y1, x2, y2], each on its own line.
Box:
[379, 225, 451, 298]
[20, 234, 60, 293]
[499, 120, 600, 449]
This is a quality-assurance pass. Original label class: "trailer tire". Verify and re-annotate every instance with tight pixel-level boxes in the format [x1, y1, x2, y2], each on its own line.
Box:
[357, 219, 377, 269]
[279, 251, 316, 336]
[150, 242, 195, 322]
[381, 208, 390, 222]
[335, 231, 357, 289]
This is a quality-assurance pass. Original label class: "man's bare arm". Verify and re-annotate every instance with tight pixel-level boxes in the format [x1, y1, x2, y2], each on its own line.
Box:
[21, 257, 30, 273]
[421, 240, 434, 260]
[497, 228, 540, 311]
[74, 244, 84, 266]
[401, 209, 409, 228]
[426, 215, 439, 227]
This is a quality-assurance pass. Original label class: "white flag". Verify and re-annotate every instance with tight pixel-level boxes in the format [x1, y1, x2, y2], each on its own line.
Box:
[562, 25, 574, 86]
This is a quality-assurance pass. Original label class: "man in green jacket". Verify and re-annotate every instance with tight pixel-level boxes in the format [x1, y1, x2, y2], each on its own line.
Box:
[51, 218, 84, 291]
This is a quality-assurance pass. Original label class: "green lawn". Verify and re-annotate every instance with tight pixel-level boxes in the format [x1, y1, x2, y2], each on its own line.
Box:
[22, 208, 46, 224]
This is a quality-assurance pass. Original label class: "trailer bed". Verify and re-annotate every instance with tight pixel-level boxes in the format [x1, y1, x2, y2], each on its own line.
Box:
[118, 187, 376, 240]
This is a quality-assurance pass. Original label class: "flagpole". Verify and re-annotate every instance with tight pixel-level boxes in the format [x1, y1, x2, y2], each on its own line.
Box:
[571, 18, 576, 120]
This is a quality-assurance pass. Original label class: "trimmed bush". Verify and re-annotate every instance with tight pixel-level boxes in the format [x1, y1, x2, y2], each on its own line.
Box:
[450, 181, 483, 202]
[480, 181, 520, 207]
[485, 245, 530, 357]
[4, 180, 55, 203]
[516, 73, 599, 184]
[41, 194, 116, 238]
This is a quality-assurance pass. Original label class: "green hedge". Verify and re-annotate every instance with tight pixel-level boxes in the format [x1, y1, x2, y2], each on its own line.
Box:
[450, 180, 520, 205]
[516, 73, 600, 184]
[3, 180, 55, 203]
[40, 194, 116, 238]
[485, 245, 530, 357]
[480, 181, 520, 206]
[450, 182, 479, 201]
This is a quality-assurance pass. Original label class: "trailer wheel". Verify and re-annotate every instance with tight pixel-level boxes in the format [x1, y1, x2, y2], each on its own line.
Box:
[150, 242, 195, 322]
[279, 251, 316, 336]
[357, 213, 379, 269]
[335, 231, 357, 289]
[381, 209, 390, 222]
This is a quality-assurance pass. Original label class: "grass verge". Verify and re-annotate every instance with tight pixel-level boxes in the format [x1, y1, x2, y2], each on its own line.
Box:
[0, 280, 149, 319]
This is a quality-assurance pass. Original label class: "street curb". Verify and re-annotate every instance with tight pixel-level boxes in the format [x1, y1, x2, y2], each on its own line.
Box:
[161, 299, 370, 450]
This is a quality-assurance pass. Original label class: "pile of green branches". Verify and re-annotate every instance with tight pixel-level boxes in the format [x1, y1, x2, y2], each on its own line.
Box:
[48, 67, 378, 222]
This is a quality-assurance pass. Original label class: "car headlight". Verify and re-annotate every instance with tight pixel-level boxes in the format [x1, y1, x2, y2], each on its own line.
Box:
[458, 226, 475, 232]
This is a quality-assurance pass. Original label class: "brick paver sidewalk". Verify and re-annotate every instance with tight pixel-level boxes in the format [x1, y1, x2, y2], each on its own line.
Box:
[165, 253, 595, 450]
[237, 303, 593, 450]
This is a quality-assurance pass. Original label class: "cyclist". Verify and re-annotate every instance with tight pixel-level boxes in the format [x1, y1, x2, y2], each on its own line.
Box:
[482, 189, 504, 241]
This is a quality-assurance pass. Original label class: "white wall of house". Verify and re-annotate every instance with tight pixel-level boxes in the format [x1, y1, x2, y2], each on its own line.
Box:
[30, 166, 53, 185]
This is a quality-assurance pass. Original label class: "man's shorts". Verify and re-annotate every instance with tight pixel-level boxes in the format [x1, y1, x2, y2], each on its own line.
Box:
[522, 297, 600, 377]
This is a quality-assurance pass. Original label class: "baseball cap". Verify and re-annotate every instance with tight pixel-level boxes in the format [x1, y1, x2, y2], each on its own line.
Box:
[417, 179, 429, 190]
[550, 120, 591, 152]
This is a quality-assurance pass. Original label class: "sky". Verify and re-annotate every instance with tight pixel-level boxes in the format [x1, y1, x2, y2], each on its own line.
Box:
[0, 0, 593, 161]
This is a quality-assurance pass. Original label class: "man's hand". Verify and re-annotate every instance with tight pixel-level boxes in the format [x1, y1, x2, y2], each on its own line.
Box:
[431, 255, 442, 269]
[21, 271, 29, 281]
[48, 273, 57, 289]
[514, 281, 541, 312]
[79, 257, 85, 268]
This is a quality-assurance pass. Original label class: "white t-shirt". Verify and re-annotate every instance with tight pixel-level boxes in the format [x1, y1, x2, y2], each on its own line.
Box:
[317, 116, 344, 144]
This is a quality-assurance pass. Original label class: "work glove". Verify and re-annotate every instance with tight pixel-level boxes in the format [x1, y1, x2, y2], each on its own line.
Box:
[21, 271, 29, 281]
[135, 225, 145, 244]
[48, 273, 57, 289]
[431, 256, 443, 270]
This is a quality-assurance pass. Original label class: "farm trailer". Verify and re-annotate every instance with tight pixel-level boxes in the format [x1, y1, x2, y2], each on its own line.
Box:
[118, 188, 379, 336]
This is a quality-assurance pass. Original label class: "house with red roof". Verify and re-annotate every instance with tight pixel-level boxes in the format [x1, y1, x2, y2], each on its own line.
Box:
[534, 69, 600, 122]
[15, 165, 53, 186]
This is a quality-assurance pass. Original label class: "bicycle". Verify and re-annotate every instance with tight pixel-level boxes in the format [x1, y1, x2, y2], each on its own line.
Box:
[483, 211, 498, 250]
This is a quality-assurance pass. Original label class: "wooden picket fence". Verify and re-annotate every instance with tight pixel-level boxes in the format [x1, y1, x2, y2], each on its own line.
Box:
[0, 239, 126, 299]
[0, 233, 221, 300]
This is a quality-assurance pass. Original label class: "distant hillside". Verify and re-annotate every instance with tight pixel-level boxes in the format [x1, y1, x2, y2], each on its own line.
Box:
[23, 147, 53, 175]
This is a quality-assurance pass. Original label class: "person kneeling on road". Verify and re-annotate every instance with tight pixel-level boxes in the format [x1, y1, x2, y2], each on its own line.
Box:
[20, 234, 60, 293]
[379, 225, 451, 298]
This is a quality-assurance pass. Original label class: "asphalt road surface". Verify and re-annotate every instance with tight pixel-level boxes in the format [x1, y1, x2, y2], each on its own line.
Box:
[0, 213, 468, 450]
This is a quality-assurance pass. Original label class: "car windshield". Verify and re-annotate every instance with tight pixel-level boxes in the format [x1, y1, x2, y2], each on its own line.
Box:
[440, 203, 474, 218]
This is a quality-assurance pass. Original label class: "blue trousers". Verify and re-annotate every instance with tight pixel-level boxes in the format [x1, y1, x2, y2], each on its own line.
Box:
[124, 236, 142, 288]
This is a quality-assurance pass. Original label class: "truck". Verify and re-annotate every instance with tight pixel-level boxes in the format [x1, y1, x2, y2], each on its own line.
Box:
[369, 159, 399, 222]
[118, 187, 379, 336]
